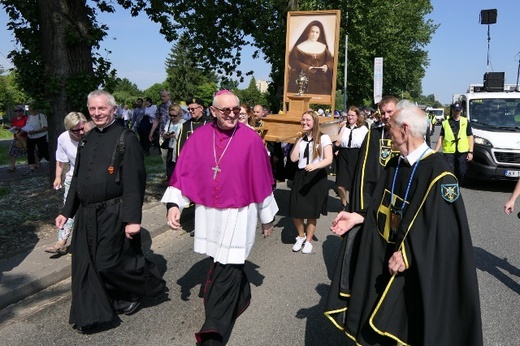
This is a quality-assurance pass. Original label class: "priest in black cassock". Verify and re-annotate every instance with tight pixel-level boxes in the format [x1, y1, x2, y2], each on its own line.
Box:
[56, 90, 166, 333]
[325, 100, 483, 345]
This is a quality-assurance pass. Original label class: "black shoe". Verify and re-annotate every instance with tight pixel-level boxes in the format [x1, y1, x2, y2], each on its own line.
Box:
[73, 323, 95, 334]
[120, 299, 141, 315]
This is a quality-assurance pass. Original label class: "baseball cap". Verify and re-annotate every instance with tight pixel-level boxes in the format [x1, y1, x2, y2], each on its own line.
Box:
[451, 102, 462, 111]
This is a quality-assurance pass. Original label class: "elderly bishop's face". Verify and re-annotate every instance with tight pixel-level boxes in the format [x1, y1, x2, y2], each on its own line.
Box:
[211, 94, 240, 131]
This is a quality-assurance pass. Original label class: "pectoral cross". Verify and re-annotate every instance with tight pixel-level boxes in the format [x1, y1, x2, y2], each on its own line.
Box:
[212, 165, 221, 179]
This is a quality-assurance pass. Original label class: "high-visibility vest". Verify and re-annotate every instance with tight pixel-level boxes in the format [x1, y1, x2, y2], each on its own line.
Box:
[441, 117, 470, 153]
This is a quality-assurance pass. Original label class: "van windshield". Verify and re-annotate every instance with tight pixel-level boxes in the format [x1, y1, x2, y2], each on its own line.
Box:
[469, 98, 520, 129]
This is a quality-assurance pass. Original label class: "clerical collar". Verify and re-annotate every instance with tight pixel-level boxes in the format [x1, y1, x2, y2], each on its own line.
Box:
[400, 142, 431, 166]
[215, 122, 237, 135]
[96, 119, 116, 132]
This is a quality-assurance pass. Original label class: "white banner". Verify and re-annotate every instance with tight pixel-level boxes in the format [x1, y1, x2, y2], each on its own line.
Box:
[374, 57, 383, 104]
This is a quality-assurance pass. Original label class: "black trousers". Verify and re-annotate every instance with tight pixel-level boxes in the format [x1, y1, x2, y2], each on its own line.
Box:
[444, 152, 468, 183]
[27, 135, 49, 164]
[137, 129, 151, 154]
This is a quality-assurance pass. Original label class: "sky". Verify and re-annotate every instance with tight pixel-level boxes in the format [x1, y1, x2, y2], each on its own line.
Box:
[0, 0, 519, 105]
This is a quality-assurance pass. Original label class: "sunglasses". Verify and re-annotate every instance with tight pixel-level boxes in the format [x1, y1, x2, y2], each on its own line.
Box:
[213, 106, 241, 116]
[15, 109, 23, 112]
[70, 127, 85, 133]
[188, 106, 201, 112]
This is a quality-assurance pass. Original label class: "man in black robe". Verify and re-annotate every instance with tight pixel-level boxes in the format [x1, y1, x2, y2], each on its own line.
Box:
[175, 97, 210, 157]
[325, 96, 399, 317]
[56, 90, 166, 333]
[326, 100, 482, 345]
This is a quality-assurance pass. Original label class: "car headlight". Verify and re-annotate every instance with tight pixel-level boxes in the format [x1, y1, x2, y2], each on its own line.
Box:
[474, 136, 493, 147]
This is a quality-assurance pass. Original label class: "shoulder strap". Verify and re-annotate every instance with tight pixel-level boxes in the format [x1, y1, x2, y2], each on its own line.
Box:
[109, 128, 130, 183]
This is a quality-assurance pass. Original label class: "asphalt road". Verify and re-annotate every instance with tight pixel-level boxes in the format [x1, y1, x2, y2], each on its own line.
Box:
[0, 130, 519, 345]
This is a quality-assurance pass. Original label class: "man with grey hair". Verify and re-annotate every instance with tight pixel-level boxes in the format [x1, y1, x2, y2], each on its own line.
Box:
[325, 100, 483, 345]
[56, 90, 166, 333]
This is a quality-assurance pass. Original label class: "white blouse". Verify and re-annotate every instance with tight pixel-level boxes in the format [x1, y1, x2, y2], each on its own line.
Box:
[296, 134, 332, 169]
[338, 125, 368, 149]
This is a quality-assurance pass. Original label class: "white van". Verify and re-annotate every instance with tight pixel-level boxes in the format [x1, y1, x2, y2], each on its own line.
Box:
[426, 107, 445, 124]
[456, 84, 520, 180]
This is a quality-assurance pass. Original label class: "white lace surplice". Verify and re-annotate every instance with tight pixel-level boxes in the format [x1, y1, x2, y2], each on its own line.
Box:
[161, 187, 278, 264]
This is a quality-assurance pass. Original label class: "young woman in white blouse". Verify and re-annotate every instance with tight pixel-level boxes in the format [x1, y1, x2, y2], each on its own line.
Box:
[288, 110, 333, 254]
[334, 106, 368, 210]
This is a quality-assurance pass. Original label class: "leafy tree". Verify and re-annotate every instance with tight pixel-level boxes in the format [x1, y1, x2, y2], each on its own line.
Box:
[143, 82, 170, 105]
[219, 78, 239, 92]
[2, 0, 437, 181]
[235, 76, 267, 106]
[0, 69, 28, 117]
[112, 77, 141, 106]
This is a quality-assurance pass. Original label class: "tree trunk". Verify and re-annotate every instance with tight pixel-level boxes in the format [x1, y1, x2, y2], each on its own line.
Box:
[36, 0, 94, 184]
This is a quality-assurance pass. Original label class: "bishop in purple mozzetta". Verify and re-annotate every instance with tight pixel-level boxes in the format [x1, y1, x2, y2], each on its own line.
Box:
[161, 90, 278, 346]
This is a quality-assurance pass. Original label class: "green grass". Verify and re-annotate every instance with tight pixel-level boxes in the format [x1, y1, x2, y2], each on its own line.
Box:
[0, 127, 12, 139]
[0, 149, 169, 255]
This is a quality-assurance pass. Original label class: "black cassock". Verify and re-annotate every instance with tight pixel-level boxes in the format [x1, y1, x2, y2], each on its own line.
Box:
[62, 122, 165, 328]
[325, 152, 483, 345]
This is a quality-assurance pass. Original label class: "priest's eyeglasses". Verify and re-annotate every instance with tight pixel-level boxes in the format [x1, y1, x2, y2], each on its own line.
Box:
[213, 106, 241, 116]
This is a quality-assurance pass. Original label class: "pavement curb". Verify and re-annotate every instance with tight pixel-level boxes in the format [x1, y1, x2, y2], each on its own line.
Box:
[0, 201, 194, 310]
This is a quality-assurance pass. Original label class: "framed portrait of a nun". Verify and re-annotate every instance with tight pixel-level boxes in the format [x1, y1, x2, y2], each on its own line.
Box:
[284, 10, 341, 107]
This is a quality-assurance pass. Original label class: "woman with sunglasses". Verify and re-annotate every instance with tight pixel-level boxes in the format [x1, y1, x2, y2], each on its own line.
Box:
[3, 105, 28, 173]
[162, 104, 185, 180]
[45, 112, 90, 254]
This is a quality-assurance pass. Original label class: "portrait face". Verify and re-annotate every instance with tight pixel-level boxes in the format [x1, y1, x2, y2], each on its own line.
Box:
[380, 101, 397, 125]
[210, 94, 240, 130]
[253, 105, 264, 119]
[238, 106, 249, 125]
[188, 103, 204, 119]
[160, 92, 170, 103]
[88, 95, 116, 128]
[308, 26, 320, 41]
[169, 108, 181, 122]
[69, 121, 86, 141]
[300, 113, 315, 132]
[347, 111, 358, 125]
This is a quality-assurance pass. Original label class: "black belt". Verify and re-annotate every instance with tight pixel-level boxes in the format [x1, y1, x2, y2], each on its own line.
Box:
[81, 197, 121, 209]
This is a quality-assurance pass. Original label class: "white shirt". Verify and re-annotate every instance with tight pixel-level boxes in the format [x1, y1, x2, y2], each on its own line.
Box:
[26, 113, 48, 139]
[55, 131, 79, 179]
[296, 134, 332, 169]
[163, 119, 185, 161]
[161, 187, 278, 265]
[122, 108, 131, 121]
[338, 125, 368, 148]
[401, 141, 433, 166]
[144, 105, 157, 120]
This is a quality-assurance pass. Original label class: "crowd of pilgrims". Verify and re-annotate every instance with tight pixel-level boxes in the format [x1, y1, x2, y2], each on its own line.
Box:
[24, 89, 483, 345]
